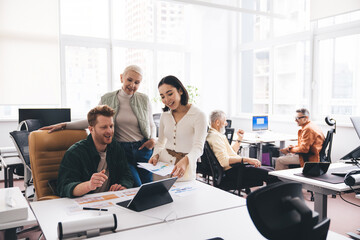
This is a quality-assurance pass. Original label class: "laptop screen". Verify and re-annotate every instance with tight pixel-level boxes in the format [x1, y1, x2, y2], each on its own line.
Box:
[350, 117, 360, 140]
[252, 116, 268, 131]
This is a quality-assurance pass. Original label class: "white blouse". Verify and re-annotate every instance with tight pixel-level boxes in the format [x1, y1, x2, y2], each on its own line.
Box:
[152, 105, 208, 181]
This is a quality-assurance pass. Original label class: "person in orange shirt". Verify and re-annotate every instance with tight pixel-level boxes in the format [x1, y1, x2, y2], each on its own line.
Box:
[275, 108, 325, 170]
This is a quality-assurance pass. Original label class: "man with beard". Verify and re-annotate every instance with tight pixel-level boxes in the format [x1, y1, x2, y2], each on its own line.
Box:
[275, 108, 325, 170]
[206, 110, 277, 186]
[57, 105, 133, 198]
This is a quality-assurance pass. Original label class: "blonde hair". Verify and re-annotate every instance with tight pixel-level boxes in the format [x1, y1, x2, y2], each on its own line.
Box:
[123, 65, 143, 76]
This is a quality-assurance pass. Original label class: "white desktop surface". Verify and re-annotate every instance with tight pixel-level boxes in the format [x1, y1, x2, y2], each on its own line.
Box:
[30, 180, 246, 240]
[270, 162, 360, 220]
[242, 132, 297, 143]
[269, 162, 360, 192]
[0, 207, 37, 231]
[92, 206, 349, 240]
[93, 206, 263, 240]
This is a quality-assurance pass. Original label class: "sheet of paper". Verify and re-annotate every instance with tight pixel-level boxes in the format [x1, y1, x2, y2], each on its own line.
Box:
[137, 162, 174, 176]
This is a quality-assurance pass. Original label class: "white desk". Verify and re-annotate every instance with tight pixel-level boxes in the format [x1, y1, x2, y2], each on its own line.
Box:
[30, 181, 246, 240]
[241, 132, 297, 162]
[91, 206, 350, 240]
[0, 188, 37, 240]
[269, 163, 360, 220]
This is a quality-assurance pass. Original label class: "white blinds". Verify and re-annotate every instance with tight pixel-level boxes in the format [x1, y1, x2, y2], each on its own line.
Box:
[0, 0, 60, 105]
[311, 0, 360, 21]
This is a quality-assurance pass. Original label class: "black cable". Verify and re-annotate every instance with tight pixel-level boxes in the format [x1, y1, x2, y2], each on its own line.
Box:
[339, 192, 360, 208]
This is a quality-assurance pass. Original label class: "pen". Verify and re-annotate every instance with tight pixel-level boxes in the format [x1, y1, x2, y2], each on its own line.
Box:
[82, 207, 108, 211]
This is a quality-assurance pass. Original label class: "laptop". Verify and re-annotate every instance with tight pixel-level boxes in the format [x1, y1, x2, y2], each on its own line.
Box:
[116, 177, 177, 212]
[302, 162, 331, 177]
[340, 117, 360, 160]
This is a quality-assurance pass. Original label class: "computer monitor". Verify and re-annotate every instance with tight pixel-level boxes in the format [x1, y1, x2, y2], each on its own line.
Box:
[252, 116, 268, 131]
[18, 108, 71, 127]
[341, 116, 360, 160]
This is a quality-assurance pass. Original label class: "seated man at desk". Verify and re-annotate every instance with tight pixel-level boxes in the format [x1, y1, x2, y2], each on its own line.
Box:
[275, 108, 325, 170]
[57, 105, 134, 198]
[207, 110, 277, 185]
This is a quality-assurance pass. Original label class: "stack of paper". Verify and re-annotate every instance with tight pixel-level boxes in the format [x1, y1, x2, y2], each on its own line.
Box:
[137, 162, 174, 176]
[0, 187, 28, 223]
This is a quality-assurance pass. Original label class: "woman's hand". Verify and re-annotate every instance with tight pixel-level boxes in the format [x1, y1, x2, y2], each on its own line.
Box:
[40, 123, 66, 133]
[248, 158, 261, 168]
[171, 156, 189, 178]
[149, 154, 159, 166]
[139, 138, 156, 150]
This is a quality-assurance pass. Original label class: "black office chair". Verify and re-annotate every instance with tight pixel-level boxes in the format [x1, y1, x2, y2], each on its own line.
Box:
[226, 119, 232, 128]
[153, 113, 161, 137]
[202, 141, 263, 195]
[247, 182, 330, 240]
[225, 128, 234, 145]
[319, 116, 336, 163]
[9, 119, 43, 198]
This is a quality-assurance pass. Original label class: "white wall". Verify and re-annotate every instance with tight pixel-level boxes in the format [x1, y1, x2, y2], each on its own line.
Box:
[232, 117, 360, 162]
[0, 121, 19, 147]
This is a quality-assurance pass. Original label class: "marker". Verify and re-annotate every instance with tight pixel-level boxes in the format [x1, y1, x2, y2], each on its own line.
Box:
[82, 207, 108, 211]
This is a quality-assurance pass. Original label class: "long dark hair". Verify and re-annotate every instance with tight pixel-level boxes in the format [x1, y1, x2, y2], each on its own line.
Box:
[158, 75, 189, 112]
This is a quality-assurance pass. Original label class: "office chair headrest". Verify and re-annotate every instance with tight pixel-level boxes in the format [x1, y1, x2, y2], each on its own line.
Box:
[325, 116, 336, 126]
[246, 182, 329, 240]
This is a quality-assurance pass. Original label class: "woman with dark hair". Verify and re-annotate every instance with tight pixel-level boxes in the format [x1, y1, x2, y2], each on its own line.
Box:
[149, 75, 207, 180]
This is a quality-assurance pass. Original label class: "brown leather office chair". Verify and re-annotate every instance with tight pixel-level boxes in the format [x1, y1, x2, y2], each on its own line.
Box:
[29, 130, 87, 201]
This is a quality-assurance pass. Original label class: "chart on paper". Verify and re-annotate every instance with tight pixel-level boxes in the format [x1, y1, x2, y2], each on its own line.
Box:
[137, 162, 174, 176]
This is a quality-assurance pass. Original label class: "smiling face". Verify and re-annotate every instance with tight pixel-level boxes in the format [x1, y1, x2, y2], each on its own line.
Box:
[120, 70, 142, 95]
[89, 115, 114, 151]
[158, 84, 183, 111]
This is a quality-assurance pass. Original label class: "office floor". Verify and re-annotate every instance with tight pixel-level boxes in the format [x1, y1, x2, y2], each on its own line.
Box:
[0, 178, 359, 239]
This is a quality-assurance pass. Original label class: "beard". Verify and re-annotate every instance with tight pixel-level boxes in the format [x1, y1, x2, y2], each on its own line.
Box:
[220, 126, 226, 134]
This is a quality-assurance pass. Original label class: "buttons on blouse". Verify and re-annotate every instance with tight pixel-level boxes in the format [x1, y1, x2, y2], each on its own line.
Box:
[173, 124, 177, 147]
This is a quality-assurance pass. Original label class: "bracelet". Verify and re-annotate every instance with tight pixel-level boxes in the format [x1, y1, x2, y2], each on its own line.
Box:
[236, 140, 241, 143]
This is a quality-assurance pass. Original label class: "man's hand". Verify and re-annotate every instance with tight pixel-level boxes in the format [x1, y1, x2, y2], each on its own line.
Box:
[236, 129, 245, 141]
[149, 154, 159, 166]
[88, 170, 108, 191]
[280, 148, 288, 154]
[280, 145, 294, 154]
[171, 156, 189, 178]
[139, 139, 156, 150]
[248, 158, 261, 167]
[109, 184, 126, 191]
[40, 123, 66, 133]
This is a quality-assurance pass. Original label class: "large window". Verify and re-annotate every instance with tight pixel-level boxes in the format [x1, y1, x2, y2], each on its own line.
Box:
[238, 0, 360, 121]
[60, 0, 188, 118]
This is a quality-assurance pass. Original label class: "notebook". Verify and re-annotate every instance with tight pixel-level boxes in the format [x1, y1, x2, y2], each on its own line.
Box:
[116, 177, 177, 212]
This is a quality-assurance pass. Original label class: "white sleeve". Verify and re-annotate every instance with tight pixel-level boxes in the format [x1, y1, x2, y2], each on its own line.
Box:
[66, 119, 88, 130]
[186, 110, 208, 165]
[152, 113, 166, 157]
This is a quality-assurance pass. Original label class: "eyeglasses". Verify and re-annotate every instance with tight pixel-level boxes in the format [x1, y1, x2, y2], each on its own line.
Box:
[295, 116, 306, 121]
